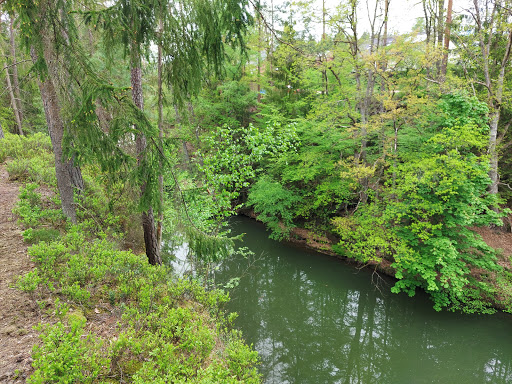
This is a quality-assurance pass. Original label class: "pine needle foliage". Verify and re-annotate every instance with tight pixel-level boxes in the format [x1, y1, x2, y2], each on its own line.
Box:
[83, 0, 252, 106]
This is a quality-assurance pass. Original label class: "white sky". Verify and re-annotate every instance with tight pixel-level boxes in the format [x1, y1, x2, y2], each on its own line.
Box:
[269, 0, 465, 38]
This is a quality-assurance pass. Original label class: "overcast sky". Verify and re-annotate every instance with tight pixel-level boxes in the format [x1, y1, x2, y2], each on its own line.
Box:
[268, 0, 464, 38]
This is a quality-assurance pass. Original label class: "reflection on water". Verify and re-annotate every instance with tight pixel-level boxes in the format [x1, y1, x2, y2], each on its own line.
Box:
[166, 216, 512, 384]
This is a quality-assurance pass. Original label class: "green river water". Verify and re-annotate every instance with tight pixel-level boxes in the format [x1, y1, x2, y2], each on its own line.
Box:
[170, 216, 512, 383]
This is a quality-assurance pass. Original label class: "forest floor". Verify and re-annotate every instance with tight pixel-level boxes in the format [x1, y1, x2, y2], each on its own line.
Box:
[473, 226, 512, 257]
[0, 165, 41, 383]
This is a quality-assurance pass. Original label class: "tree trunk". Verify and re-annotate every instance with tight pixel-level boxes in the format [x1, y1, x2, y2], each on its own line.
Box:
[156, 19, 164, 248]
[4, 63, 23, 135]
[0, 18, 23, 136]
[440, 0, 453, 79]
[0, 122, 4, 139]
[31, 46, 77, 223]
[472, 0, 512, 196]
[9, 18, 23, 127]
[488, 28, 512, 195]
[130, 47, 162, 265]
[436, 0, 445, 48]
[256, 0, 262, 103]
[489, 111, 500, 195]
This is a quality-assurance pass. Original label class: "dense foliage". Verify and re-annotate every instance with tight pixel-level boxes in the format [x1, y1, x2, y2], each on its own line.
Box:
[2, 3, 512, 368]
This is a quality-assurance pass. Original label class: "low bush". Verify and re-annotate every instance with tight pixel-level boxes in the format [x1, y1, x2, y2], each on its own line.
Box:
[10, 135, 261, 382]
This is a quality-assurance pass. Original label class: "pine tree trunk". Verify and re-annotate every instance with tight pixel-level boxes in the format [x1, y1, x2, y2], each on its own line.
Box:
[9, 18, 23, 127]
[156, 20, 164, 248]
[0, 122, 4, 139]
[130, 48, 162, 265]
[440, 0, 453, 79]
[31, 46, 77, 223]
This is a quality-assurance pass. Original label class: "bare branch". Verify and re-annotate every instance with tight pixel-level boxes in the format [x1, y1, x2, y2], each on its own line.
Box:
[498, 182, 512, 191]
[247, 0, 307, 56]
[1, 59, 32, 71]
[424, 77, 441, 84]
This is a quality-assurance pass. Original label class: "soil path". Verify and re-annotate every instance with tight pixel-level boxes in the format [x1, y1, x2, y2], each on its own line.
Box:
[0, 165, 39, 383]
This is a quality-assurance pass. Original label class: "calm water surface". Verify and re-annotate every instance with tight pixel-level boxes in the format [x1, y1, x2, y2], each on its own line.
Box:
[171, 216, 512, 383]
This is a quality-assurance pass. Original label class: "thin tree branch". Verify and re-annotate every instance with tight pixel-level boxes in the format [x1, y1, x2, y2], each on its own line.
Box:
[498, 182, 512, 191]
[246, 0, 307, 56]
[1, 59, 32, 71]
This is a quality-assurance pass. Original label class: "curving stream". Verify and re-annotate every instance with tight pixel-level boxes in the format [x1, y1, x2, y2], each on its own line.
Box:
[170, 216, 512, 383]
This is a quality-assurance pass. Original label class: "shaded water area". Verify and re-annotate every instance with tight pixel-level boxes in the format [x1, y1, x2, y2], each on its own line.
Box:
[168, 216, 512, 383]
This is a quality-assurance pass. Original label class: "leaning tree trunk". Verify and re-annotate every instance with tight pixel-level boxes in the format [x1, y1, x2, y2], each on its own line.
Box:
[0, 29, 23, 135]
[9, 18, 23, 127]
[130, 48, 162, 266]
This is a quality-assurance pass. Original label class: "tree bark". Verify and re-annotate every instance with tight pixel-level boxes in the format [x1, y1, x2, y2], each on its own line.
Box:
[0, 18, 23, 135]
[9, 18, 23, 127]
[489, 111, 500, 195]
[4, 62, 23, 135]
[130, 47, 162, 265]
[472, 0, 512, 195]
[156, 19, 164, 248]
[437, 0, 445, 48]
[256, 0, 262, 103]
[31, 46, 78, 223]
[440, 0, 452, 78]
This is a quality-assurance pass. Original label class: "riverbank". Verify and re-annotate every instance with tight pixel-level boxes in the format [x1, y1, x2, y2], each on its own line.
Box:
[240, 209, 512, 313]
[218, 215, 512, 384]
[0, 133, 261, 383]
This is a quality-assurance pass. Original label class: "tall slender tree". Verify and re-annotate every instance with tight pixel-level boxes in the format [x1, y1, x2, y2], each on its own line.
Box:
[440, 0, 452, 78]
[464, 0, 512, 195]
[9, 17, 23, 127]
[5, 0, 85, 221]
[0, 17, 23, 135]
[85, 0, 250, 263]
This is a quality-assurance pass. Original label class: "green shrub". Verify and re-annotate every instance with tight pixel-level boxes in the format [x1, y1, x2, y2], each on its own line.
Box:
[0, 132, 52, 163]
[1, 133, 55, 185]
[247, 175, 302, 240]
[16, 269, 44, 293]
[8, 133, 261, 383]
[28, 321, 107, 384]
[23, 228, 61, 244]
[23, 230, 260, 382]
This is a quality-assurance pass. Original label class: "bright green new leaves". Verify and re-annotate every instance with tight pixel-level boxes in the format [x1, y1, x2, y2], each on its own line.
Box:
[199, 122, 299, 220]
[247, 175, 302, 240]
[387, 145, 503, 312]
[332, 93, 507, 312]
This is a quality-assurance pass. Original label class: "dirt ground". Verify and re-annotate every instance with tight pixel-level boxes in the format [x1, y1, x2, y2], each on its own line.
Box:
[0, 165, 40, 383]
[472, 225, 512, 257]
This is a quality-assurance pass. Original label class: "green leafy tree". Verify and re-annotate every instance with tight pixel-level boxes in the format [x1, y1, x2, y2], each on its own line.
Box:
[333, 94, 507, 312]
